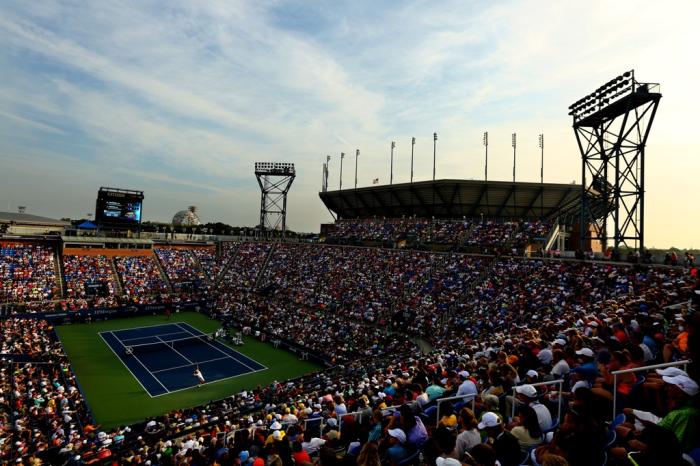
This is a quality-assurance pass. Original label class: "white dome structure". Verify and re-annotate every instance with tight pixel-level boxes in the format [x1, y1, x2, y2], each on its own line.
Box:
[172, 206, 201, 227]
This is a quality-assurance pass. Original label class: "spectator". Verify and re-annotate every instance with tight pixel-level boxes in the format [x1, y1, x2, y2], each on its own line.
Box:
[478, 412, 520, 466]
[509, 405, 543, 452]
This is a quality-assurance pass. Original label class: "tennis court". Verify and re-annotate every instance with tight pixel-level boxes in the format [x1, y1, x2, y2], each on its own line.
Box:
[100, 322, 266, 397]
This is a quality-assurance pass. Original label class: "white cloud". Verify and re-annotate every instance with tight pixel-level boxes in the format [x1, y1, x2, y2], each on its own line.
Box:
[0, 0, 699, 245]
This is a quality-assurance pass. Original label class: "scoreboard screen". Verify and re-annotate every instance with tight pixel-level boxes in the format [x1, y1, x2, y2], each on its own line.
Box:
[95, 188, 144, 226]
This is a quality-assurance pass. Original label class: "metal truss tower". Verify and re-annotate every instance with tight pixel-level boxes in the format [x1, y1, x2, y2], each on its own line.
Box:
[569, 70, 661, 253]
[254, 162, 296, 238]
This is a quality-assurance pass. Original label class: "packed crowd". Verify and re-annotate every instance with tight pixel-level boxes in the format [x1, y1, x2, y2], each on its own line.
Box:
[115, 256, 170, 304]
[258, 245, 439, 325]
[428, 258, 696, 351]
[155, 249, 209, 292]
[35, 299, 698, 466]
[1, 238, 699, 465]
[62, 255, 120, 309]
[192, 243, 238, 283]
[510, 222, 552, 250]
[221, 243, 272, 289]
[326, 218, 427, 242]
[325, 218, 552, 253]
[221, 290, 416, 363]
[0, 243, 58, 303]
[0, 319, 92, 464]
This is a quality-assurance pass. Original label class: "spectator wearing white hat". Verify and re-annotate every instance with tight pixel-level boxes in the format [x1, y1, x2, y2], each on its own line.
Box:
[512, 384, 552, 432]
[477, 412, 520, 466]
[385, 428, 409, 465]
[456, 371, 477, 398]
[614, 373, 699, 457]
[656, 374, 699, 451]
[640, 366, 689, 415]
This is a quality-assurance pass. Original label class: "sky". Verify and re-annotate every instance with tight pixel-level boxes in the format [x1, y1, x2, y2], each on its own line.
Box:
[0, 0, 698, 248]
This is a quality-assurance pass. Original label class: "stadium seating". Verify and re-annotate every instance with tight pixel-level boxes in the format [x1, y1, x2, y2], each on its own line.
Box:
[155, 248, 208, 291]
[324, 218, 552, 254]
[191, 243, 237, 282]
[114, 255, 170, 304]
[220, 242, 272, 289]
[62, 254, 119, 309]
[0, 238, 698, 465]
[0, 242, 58, 303]
[1, 319, 91, 463]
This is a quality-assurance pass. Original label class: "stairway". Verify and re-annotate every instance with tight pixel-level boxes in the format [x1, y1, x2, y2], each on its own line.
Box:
[54, 249, 66, 298]
[109, 257, 124, 295]
[190, 251, 212, 285]
[458, 222, 478, 248]
[253, 243, 277, 288]
[153, 250, 174, 293]
[215, 242, 240, 286]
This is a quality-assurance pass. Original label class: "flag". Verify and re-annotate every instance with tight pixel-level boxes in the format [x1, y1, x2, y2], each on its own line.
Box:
[373, 178, 379, 184]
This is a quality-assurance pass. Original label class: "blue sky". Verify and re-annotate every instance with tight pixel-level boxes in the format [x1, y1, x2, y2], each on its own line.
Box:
[0, 0, 698, 247]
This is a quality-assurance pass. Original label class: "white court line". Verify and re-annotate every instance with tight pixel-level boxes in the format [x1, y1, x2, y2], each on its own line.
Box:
[98, 331, 168, 398]
[150, 356, 231, 374]
[149, 367, 268, 398]
[110, 322, 184, 333]
[175, 322, 267, 372]
[120, 330, 190, 345]
[157, 336, 193, 364]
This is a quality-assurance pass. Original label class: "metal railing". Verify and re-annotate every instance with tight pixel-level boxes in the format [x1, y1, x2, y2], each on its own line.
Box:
[436, 393, 476, 423]
[611, 359, 691, 420]
[511, 379, 564, 427]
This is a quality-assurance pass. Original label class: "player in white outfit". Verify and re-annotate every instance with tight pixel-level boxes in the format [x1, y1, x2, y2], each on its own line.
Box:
[194, 366, 205, 387]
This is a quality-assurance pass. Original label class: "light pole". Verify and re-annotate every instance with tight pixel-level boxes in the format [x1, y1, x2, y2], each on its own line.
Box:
[326, 155, 331, 192]
[355, 149, 359, 189]
[321, 163, 326, 191]
[512, 133, 517, 215]
[539, 134, 544, 217]
[512, 133, 517, 183]
[411, 137, 415, 183]
[390, 141, 395, 185]
[339, 152, 344, 190]
[483, 131, 488, 182]
[432, 132, 438, 181]
[483, 131, 489, 216]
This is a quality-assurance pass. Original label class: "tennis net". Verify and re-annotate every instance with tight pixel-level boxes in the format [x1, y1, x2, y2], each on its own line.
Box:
[123, 333, 215, 356]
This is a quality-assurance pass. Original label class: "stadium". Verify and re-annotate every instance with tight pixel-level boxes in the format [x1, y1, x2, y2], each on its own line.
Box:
[1, 4, 700, 466]
[2, 136, 699, 465]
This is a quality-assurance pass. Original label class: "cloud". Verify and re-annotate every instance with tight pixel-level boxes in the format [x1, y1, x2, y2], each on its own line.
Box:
[0, 0, 699, 246]
[0, 109, 65, 134]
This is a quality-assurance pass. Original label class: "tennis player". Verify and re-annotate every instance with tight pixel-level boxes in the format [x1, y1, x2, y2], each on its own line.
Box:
[194, 366, 205, 387]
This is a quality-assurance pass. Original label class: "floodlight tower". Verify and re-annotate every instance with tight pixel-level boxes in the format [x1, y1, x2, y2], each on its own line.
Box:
[569, 70, 661, 254]
[255, 162, 296, 239]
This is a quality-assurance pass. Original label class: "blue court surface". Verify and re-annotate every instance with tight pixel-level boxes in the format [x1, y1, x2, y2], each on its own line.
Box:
[100, 322, 266, 397]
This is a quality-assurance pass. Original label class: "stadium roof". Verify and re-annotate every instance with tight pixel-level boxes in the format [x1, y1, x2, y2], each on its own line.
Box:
[319, 179, 584, 220]
[0, 211, 69, 227]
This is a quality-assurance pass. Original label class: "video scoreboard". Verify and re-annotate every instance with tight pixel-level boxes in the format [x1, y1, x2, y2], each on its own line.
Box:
[95, 187, 144, 227]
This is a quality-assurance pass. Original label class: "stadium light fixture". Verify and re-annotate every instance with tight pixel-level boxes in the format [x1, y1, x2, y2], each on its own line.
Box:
[339, 152, 345, 190]
[568, 70, 645, 123]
